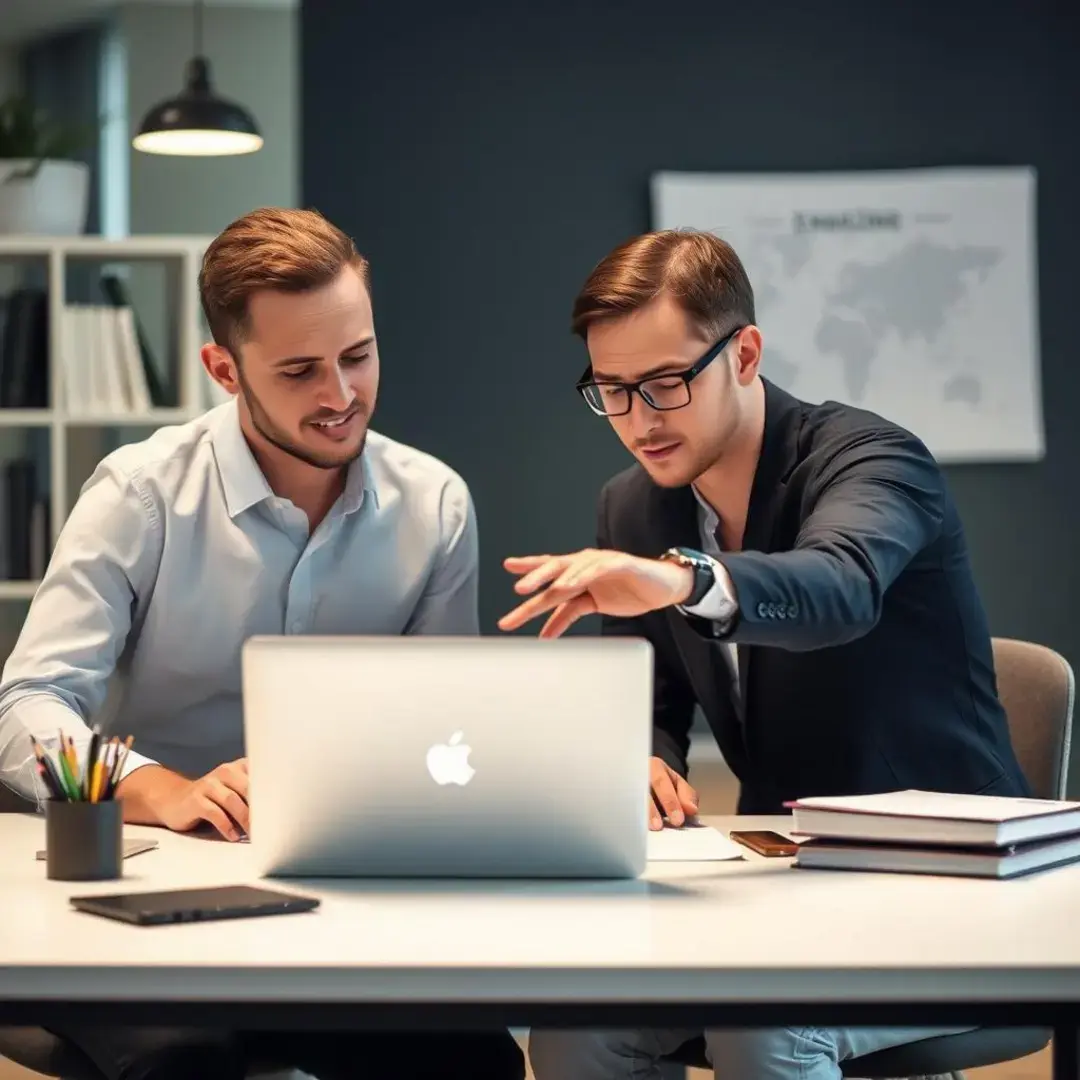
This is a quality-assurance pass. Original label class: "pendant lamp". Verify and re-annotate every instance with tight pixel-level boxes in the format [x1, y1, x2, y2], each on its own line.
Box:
[132, 0, 263, 156]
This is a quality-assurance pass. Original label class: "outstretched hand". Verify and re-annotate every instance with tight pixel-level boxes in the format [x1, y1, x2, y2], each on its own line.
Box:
[498, 549, 693, 638]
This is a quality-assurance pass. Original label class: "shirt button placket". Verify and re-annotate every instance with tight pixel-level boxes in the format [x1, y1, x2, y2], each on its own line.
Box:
[286, 555, 312, 634]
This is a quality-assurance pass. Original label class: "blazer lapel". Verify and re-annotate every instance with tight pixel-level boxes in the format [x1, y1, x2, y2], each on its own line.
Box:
[735, 378, 803, 694]
[741, 378, 802, 550]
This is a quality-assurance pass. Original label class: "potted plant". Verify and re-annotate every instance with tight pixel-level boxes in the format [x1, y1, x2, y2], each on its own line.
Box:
[0, 95, 93, 236]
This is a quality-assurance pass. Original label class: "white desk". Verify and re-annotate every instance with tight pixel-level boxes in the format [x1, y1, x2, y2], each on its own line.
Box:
[1, 813, 1079, 1075]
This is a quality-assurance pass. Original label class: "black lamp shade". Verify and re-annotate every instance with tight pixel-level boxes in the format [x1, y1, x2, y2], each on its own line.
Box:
[133, 57, 263, 156]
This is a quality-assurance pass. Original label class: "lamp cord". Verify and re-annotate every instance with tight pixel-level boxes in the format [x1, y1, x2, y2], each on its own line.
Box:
[194, 0, 204, 56]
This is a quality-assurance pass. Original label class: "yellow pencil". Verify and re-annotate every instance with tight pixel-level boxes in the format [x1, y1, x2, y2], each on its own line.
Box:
[90, 760, 104, 802]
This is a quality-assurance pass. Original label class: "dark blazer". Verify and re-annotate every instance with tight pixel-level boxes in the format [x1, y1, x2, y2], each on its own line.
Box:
[597, 378, 1029, 813]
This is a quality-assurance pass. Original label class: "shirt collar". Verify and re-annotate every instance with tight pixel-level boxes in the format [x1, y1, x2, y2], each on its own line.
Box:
[212, 400, 273, 519]
[211, 399, 380, 520]
[690, 483, 720, 538]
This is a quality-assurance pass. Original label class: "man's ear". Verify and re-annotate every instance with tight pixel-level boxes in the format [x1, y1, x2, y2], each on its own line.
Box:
[733, 325, 763, 386]
[201, 343, 240, 396]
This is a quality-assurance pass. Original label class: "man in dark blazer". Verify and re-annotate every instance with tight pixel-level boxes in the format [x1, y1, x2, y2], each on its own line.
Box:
[503, 229, 1027, 1080]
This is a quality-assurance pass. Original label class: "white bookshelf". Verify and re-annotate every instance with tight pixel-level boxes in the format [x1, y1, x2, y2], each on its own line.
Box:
[0, 235, 217, 607]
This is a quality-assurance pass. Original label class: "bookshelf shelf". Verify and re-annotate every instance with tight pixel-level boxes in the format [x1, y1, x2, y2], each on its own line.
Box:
[0, 235, 216, 609]
[0, 582, 40, 601]
[0, 410, 52, 427]
[0, 236, 212, 257]
[62, 409, 197, 427]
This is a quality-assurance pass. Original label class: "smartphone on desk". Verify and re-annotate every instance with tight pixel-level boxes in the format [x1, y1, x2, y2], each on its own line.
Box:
[69, 885, 320, 926]
[729, 830, 799, 857]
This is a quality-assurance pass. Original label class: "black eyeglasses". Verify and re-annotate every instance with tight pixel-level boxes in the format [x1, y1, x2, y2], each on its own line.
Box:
[576, 327, 744, 417]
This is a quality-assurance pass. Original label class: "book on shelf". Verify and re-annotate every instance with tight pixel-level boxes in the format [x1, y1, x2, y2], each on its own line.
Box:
[787, 789, 1080, 848]
[61, 304, 155, 415]
[98, 273, 170, 408]
[0, 457, 49, 582]
[0, 287, 49, 409]
[0, 467, 6, 578]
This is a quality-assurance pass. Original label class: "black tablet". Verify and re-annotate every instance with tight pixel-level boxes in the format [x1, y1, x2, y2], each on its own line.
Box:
[69, 884, 320, 926]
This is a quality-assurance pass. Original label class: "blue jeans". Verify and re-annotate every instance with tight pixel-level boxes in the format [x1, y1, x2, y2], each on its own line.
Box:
[528, 1026, 974, 1079]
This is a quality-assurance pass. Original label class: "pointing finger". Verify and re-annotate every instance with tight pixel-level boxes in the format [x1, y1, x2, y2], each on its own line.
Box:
[514, 556, 574, 595]
[497, 589, 565, 631]
[503, 555, 551, 573]
[539, 594, 597, 639]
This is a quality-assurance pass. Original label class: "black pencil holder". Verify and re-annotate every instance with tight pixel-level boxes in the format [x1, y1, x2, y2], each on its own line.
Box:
[45, 799, 123, 881]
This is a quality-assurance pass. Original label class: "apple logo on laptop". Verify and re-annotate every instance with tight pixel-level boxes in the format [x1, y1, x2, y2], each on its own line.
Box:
[426, 731, 475, 786]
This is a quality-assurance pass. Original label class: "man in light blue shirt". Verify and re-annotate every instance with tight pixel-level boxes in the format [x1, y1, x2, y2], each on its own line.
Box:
[0, 207, 522, 1080]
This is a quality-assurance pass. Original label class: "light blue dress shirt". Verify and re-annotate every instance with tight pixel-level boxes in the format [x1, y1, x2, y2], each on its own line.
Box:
[0, 400, 478, 803]
[686, 485, 740, 699]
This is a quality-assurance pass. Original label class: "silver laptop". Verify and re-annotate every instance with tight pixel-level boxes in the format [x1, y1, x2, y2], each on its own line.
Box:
[241, 635, 653, 879]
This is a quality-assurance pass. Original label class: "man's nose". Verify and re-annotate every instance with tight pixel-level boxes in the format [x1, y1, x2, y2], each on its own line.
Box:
[321, 365, 354, 411]
[627, 390, 662, 433]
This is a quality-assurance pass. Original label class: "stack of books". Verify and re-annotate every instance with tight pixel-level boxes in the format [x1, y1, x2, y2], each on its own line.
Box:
[787, 790, 1080, 879]
[59, 303, 154, 415]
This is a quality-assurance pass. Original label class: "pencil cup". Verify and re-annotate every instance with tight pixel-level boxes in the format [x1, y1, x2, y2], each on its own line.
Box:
[45, 798, 123, 881]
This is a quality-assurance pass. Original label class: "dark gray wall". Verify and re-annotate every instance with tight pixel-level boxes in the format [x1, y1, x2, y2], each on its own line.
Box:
[301, 2, 1079, 672]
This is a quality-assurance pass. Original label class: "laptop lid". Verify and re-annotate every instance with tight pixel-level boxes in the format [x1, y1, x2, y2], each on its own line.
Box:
[241, 635, 652, 878]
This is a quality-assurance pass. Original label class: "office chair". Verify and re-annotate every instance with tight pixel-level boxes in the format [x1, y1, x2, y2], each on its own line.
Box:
[661, 636, 1073, 1079]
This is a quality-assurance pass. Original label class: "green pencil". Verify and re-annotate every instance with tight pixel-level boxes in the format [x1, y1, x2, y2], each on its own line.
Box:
[56, 749, 79, 800]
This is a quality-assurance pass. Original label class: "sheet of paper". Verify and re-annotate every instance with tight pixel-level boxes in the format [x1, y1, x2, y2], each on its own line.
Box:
[646, 824, 746, 862]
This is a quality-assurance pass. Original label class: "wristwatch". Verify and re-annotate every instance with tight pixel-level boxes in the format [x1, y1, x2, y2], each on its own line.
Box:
[659, 547, 716, 609]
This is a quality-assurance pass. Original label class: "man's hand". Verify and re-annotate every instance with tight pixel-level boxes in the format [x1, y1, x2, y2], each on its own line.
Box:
[498, 549, 694, 638]
[649, 757, 699, 831]
[115, 759, 250, 841]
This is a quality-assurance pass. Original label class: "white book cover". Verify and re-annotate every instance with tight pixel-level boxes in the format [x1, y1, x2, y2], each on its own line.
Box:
[61, 306, 89, 414]
[789, 790, 1080, 849]
[95, 306, 128, 413]
[115, 306, 152, 413]
[105, 307, 132, 412]
[791, 790, 1080, 822]
[81, 305, 110, 413]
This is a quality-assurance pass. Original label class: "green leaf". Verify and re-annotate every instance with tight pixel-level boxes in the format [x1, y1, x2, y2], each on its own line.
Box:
[0, 95, 97, 174]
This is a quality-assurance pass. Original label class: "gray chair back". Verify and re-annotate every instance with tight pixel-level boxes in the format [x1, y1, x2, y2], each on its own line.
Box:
[992, 636, 1074, 799]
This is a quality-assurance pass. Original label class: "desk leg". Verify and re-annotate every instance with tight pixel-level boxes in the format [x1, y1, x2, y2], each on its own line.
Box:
[1054, 1027, 1079, 1080]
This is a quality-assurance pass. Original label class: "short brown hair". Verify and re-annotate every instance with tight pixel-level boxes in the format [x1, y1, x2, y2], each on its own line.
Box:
[199, 207, 369, 352]
[571, 229, 755, 342]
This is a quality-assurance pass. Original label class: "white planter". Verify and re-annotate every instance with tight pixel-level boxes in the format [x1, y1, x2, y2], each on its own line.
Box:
[0, 158, 90, 235]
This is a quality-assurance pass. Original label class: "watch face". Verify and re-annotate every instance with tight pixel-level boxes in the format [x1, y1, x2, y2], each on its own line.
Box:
[674, 547, 704, 567]
[665, 548, 713, 607]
